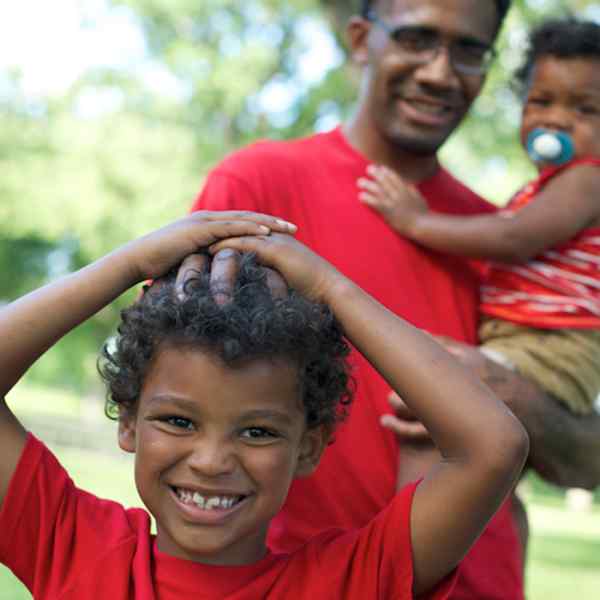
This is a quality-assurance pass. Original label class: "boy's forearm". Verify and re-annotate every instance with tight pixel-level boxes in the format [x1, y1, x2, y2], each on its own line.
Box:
[325, 279, 525, 460]
[0, 248, 139, 397]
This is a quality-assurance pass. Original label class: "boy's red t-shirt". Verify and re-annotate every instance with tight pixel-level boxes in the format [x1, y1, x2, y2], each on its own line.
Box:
[0, 435, 456, 599]
[190, 128, 523, 600]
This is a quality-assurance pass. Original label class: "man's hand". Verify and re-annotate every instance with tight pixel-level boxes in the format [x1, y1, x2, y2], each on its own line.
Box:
[380, 391, 431, 443]
[436, 336, 600, 490]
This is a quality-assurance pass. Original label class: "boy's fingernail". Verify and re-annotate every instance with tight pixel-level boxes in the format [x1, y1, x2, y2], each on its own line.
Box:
[259, 225, 271, 233]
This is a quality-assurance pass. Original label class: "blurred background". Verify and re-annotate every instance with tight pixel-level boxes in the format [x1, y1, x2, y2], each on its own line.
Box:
[1, 1, 599, 598]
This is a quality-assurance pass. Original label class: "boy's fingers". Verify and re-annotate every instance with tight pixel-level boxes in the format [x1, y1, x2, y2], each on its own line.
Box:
[264, 267, 289, 299]
[210, 249, 241, 305]
[175, 254, 209, 301]
[209, 236, 257, 253]
[192, 211, 297, 234]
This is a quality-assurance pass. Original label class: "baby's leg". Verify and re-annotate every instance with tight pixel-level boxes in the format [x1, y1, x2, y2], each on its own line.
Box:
[479, 319, 600, 416]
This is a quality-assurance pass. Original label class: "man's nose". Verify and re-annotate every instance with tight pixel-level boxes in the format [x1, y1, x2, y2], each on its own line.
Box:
[414, 47, 461, 90]
[187, 435, 237, 477]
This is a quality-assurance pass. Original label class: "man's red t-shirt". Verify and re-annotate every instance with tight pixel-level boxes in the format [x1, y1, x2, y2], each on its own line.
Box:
[0, 435, 456, 599]
[190, 127, 524, 600]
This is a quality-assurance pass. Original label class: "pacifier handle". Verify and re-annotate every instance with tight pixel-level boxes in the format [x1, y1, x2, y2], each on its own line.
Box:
[526, 128, 574, 166]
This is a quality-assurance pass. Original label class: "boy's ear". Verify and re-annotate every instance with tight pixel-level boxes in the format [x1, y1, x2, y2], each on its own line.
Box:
[118, 410, 137, 453]
[295, 425, 332, 478]
[346, 16, 371, 66]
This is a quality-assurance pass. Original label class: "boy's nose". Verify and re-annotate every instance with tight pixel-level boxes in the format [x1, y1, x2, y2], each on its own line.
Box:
[187, 437, 238, 477]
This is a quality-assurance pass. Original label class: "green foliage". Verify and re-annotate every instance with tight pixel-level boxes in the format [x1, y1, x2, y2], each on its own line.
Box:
[2, 0, 600, 390]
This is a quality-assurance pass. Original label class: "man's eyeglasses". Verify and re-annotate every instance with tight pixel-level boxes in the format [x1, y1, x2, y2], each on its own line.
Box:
[366, 11, 496, 76]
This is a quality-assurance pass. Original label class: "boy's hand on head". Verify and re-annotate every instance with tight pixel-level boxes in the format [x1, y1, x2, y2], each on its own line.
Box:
[174, 253, 210, 302]
[124, 211, 297, 282]
[208, 232, 346, 303]
[357, 165, 428, 236]
[174, 248, 290, 306]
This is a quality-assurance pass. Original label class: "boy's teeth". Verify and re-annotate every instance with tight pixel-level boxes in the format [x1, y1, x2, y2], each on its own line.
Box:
[176, 488, 240, 510]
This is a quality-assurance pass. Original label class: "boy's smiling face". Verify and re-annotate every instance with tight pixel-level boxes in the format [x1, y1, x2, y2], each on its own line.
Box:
[118, 343, 327, 566]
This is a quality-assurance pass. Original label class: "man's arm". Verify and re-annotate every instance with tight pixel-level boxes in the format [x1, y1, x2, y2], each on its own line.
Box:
[443, 338, 600, 490]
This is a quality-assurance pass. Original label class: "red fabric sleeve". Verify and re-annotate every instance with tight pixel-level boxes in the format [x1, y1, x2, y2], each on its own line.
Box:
[298, 481, 456, 600]
[0, 434, 142, 597]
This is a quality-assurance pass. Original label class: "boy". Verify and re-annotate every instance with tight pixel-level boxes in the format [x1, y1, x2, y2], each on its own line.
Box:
[0, 210, 528, 598]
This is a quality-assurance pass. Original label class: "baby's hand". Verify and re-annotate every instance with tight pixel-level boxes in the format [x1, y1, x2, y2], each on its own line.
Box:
[209, 232, 346, 303]
[357, 165, 428, 235]
[124, 211, 297, 282]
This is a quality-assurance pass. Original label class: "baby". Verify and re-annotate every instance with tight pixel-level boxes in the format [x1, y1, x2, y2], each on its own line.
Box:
[360, 18, 600, 416]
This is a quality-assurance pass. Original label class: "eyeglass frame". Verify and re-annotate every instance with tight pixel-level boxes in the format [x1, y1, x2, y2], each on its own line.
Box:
[365, 10, 496, 76]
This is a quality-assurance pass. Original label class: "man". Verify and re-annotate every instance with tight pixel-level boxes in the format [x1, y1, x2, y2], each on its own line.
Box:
[190, 1, 600, 597]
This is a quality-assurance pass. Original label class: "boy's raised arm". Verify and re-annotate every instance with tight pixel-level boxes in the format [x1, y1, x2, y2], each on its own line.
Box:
[210, 232, 530, 596]
[0, 212, 296, 507]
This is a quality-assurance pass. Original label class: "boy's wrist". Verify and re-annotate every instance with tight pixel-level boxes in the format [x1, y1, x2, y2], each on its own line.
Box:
[322, 274, 361, 313]
[97, 243, 146, 290]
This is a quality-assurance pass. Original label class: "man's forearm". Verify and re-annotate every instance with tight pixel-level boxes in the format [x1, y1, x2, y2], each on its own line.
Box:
[481, 358, 600, 490]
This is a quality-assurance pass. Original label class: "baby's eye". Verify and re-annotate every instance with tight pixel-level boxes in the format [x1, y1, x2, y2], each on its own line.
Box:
[579, 105, 600, 115]
[240, 427, 278, 441]
[527, 97, 550, 107]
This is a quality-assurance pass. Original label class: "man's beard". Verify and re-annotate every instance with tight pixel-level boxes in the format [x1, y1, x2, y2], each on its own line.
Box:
[384, 129, 447, 156]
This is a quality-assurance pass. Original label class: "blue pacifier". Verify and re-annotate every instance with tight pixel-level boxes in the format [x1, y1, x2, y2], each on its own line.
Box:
[526, 128, 574, 166]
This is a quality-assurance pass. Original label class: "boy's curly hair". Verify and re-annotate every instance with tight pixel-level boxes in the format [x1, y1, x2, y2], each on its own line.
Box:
[99, 255, 353, 431]
[516, 18, 600, 89]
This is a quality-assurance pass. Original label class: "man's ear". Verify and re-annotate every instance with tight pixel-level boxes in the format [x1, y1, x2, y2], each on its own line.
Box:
[346, 16, 371, 66]
[118, 410, 137, 453]
[295, 425, 332, 478]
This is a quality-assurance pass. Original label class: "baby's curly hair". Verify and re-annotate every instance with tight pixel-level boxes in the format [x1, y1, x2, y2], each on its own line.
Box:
[516, 18, 600, 89]
[99, 254, 353, 431]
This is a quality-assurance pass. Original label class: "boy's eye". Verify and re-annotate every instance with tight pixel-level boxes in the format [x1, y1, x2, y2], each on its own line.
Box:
[162, 416, 194, 430]
[579, 105, 600, 115]
[240, 427, 278, 442]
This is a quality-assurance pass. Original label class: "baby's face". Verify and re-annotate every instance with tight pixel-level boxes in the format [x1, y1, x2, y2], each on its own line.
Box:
[520, 56, 600, 165]
[118, 344, 325, 565]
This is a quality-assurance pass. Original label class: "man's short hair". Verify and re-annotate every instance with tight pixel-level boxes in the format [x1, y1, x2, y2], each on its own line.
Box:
[359, 0, 511, 30]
